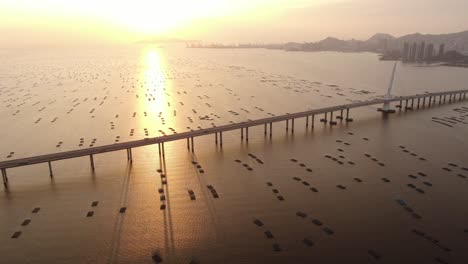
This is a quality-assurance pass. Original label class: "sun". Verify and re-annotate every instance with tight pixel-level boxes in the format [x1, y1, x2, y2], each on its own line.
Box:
[0, 0, 294, 44]
[0, 0, 234, 37]
[90, 0, 233, 35]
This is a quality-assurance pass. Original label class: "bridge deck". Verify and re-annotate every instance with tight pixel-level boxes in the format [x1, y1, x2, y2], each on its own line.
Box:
[1, 89, 467, 171]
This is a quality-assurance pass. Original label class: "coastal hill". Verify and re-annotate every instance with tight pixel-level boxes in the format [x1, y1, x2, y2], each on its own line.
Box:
[366, 33, 396, 44]
[286, 30, 468, 54]
[187, 30, 468, 67]
[188, 30, 468, 56]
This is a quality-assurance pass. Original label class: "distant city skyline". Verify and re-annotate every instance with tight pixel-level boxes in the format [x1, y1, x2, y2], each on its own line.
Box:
[1, 0, 468, 47]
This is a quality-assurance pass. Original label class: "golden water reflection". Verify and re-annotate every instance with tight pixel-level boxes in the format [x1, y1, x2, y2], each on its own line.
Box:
[139, 48, 175, 135]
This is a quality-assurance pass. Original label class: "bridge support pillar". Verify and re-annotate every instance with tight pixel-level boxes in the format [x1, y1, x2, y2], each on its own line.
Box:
[311, 115, 315, 128]
[330, 112, 337, 126]
[220, 132, 223, 146]
[241, 128, 244, 140]
[320, 113, 328, 123]
[291, 119, 295, 133]
[90, 155, 95, 171]
[439, 95, 442, 105]
[161, 143, 165, 158]
[306, 116, 309, 128]
[269, 123, 273, 138]
[417, 98, 421, 109]
[2, 169, 8, 185]
[337, 109, 344, 121]
[429, 96, 432, 107]
[246, 127, 249, 142]
[48, 161, 53, 177]
[126, 148, 133, 162]
[345, 109, 354, 122]
[411, 99, 414, 109]
[191, 137, 194, 153]
[215, 133, 218, 145]
[264, 124, 267, 135]
[187, 138, 190, 150]
[404, 99, 413, 110]
[158, 143, 162, 156]
[286, 119, 289, 132]
[378, 102, 395, 113]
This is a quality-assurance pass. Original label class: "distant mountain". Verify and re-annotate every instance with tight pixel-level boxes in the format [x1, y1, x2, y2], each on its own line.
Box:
[289, 30, 468, 54]
[366, 33, 396, 44]
[301, 37, 355, 52]
[318, 37, 348, 49]
[189, 30, 468, 58]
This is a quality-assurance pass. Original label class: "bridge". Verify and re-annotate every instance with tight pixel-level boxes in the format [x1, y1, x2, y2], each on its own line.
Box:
[1, 87, 467, 186]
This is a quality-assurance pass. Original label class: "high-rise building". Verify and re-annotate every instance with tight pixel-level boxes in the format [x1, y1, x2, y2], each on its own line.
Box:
[417, 41, 425, 61]
[409, 42, 417, 62]
[402, 42, 410, 61]
[425, 43, 434, 60]
[379, 38, 389, 52]
[438, 44, 445, 57]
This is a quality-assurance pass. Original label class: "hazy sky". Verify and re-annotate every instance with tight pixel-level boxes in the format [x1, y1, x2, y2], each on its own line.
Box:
[1, 0, 467, 47]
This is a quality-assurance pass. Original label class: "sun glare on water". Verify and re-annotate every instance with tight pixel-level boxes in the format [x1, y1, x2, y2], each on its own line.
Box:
[139, 49, 175, 130]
